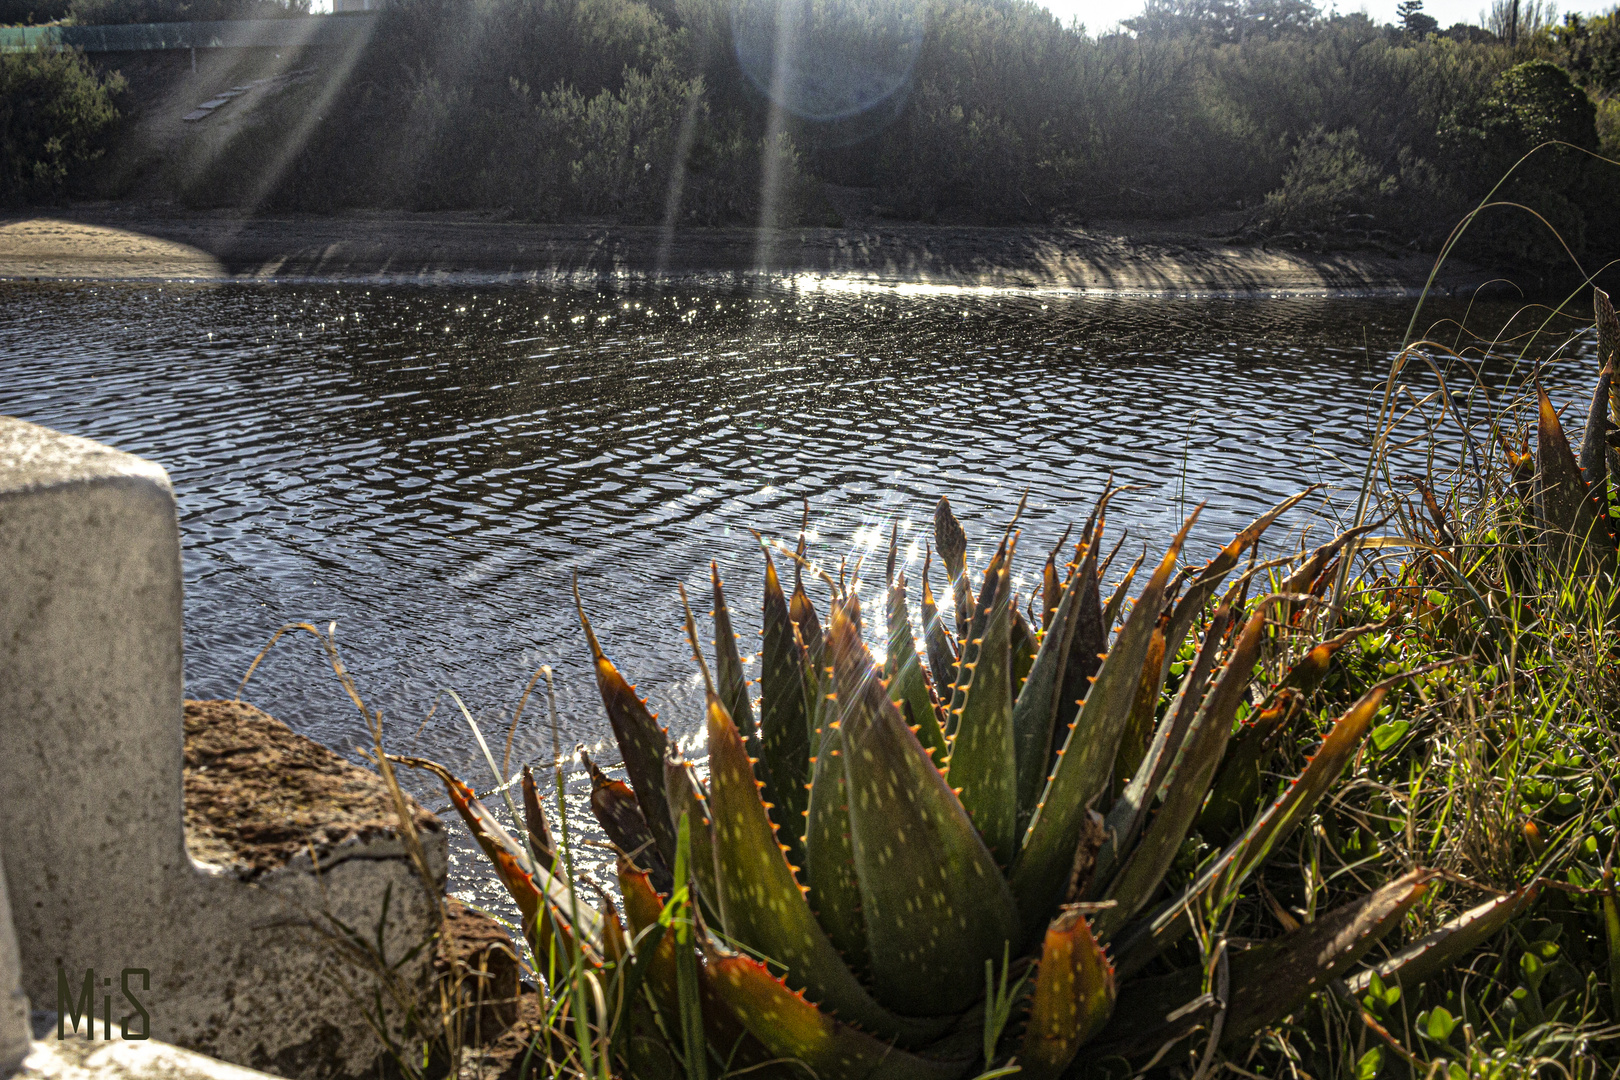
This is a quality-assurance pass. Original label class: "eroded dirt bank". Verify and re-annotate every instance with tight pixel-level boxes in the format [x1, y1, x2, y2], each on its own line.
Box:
[0, 207, 1486, 294]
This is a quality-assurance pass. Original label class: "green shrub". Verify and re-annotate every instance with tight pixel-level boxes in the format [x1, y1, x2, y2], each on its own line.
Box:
[0, 46, 122, 205]
[65, 0, 307, 23]
[0, 0, 70, 25]
[1256, 125, 1394, 235]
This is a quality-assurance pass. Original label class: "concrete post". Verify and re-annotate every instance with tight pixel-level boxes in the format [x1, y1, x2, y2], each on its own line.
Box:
[0, 417, 446, 1079]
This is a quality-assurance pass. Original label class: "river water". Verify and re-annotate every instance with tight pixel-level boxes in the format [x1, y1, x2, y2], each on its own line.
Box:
[0, 279, 1596, 908]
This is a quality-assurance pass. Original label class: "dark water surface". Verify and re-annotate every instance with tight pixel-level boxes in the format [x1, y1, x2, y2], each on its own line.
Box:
[0, 280, 1594, 906]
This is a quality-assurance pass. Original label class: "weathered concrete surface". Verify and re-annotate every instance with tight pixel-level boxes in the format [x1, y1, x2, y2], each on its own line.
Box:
[0, 416, 447, 1079]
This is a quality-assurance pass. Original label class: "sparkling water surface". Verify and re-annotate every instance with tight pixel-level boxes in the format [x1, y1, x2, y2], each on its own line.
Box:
[0, 279, 1594, 910]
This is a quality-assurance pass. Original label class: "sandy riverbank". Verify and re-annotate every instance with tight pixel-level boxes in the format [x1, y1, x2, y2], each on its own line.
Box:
[0, 207, 1490, 294]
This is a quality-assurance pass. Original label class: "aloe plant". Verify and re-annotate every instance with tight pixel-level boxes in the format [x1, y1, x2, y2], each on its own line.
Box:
[405, 489, 1514, 1079]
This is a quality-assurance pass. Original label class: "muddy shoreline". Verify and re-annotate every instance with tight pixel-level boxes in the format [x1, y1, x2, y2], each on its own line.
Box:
[0, 206, 1488, 294]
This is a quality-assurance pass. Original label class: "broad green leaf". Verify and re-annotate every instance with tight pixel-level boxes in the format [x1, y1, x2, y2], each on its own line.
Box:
[1536, 385, 1617, 575]
[887, 570, 948, 766]
[1094, 604, 1233, 892]
[759, 554, 811, 864]
[946, 555, 1019, 864]
[921, 553, 960, 708]
[1018, 908, 1116, 1080]
[1093, 607, 1266, 941]
[832, 602, 1021, 1017]
[1344, 884, 1539, 995]
[579, 597, 677, 868]
[1371, 719, 1409, 752]
[803, 667, 868, 979]
[702, 687, 943, 1045]
[711, 563, 759, 759]
[1356, 1047, 1384, 1080]
[1012, 555, 1085, 831]
[1422, 1007, 1457, 1043]
[1111, 682, 1392, 977]
[1012, 508, 1201, 936]
[1160, 490, 1311, 678]
[1195, 687, 1300, 840]
[583, 748, 670, 893]
[706, 951, 969, 1080]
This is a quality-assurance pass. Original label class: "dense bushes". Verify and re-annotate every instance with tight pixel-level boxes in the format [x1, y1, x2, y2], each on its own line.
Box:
[14, 0, 1620, 266]
[0, 46, 121, 204]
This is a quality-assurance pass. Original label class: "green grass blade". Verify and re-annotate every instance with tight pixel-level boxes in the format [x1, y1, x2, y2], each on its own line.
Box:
[946, 554, 1019, 864]
[1018, 908, 1116, 1080]
[832, 601, 1021, 1017]
[1011, 508, 1201, 936]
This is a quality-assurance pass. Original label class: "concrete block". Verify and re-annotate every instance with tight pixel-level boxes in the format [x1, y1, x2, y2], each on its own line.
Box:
[0, 417, 448, 1079]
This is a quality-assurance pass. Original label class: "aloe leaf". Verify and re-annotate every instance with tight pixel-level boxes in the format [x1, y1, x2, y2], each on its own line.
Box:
[1010, 604, 1038, 697]
[887, 569, 948, 765]
[760, 554, 812, 862]
[1101, 550, 1147, 632]
[1601, 288, 1620, 482]
[1055, 537, 1104, 752]
[1223, 869, 1434, 1042]
[1113, 613, 1169, 798]
[706, 950, 970, 1080]
[1536, 384, 1617, 572]
[583, 748, 672, 893]
[711, 563, 760, 759]
[1582, 366, 1613, 505]
[618, 857, 766, 1074]
[1110, 682, 1392, 978]
[1098, 870, 1432, 1060]
[395, 754, 594, 964]
[935, 495, 973, 636]
[703, 685, 945, 1045]
[831, 601, 1022, 1017]
[1092, 608, 1267, 941]
[921, 553, 960, 716]
[579, 596, 677, 867]
[946, 554, 1020, 864]
[1161, 490, 1311, 677]
[948, 537, 1010, 716]
[1012, 508, 1200, 935]
[520, 764, 556, 869]
[1012, 557, 1084, 830]
[1091, 604, 1233, 894]
[790, 540, 825, 676]
[664, 751, 722, 929]
[803, 669, 869, 978]
[1343, 883, 1539, 995]
[1019, 908, 1116, 1080]
[1196, 688, 1301, 841]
